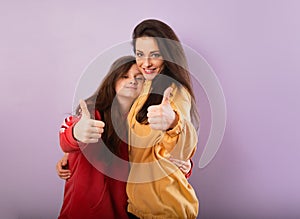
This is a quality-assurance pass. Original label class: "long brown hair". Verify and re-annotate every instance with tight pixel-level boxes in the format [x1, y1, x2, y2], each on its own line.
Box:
[132, 19, 199, 128]
[76, 55, 136, 155]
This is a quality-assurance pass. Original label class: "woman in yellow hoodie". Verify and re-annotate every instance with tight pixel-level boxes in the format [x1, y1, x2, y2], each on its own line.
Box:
[126, 19, 200, 219]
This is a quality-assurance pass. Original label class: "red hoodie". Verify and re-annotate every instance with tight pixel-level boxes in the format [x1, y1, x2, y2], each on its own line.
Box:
[58, 111, 129, 219]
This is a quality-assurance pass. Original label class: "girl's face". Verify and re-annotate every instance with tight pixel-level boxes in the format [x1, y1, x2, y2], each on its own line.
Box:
[135, 37, 164, 81]
[115, 64, 144, 100]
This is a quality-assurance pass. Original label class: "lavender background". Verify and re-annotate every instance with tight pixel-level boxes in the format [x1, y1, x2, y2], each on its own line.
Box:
[1, 0, 299, 218]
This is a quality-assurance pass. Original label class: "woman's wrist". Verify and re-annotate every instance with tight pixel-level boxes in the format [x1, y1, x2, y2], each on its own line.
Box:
[168, 110, 179, 130]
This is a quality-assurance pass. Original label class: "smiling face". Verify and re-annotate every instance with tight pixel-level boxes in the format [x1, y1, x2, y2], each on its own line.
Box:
[135, 37, 164, 81]
[115, 64, 144, 100]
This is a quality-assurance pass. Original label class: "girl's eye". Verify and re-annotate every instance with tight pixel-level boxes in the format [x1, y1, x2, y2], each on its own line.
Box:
[135, 76, 144, 81]
[122, 75, 129, 78]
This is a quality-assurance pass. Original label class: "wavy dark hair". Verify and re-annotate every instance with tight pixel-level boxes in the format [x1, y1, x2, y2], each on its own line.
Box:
[132, 19, 199, 128]
[75, 55, 136, 156]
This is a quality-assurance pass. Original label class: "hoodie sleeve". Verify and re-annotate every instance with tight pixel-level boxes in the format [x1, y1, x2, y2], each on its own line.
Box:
[160, 85, 198, 161]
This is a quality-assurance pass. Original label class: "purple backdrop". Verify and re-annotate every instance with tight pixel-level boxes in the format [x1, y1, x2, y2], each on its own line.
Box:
[1, 0, 299, 218]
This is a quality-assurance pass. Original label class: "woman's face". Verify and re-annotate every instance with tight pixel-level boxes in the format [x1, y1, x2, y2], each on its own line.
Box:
[135, 37, 164, 81]
[115, 64, 144, 100]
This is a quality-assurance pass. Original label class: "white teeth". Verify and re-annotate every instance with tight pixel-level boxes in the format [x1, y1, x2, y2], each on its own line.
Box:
[145, 69, 154, 73]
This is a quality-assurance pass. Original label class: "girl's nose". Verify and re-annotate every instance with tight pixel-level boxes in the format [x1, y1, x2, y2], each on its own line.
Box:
[129, 77, 137, 84]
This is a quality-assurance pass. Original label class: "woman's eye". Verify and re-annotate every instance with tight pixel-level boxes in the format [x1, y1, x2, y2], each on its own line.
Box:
[136, 52, 143, 57]
[151, 53, 161, 58]
[122, 75, 129, 78]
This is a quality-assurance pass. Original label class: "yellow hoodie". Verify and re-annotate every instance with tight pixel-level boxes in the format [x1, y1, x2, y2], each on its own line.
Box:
[127, 80, 199, 219]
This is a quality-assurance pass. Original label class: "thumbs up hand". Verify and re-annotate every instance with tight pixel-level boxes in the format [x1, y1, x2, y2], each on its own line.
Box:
[147, 87, 178, 131]
[73, 99, 105, 143]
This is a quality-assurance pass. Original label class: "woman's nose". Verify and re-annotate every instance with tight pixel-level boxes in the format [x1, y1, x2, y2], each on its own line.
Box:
[142, 57, 152, 68]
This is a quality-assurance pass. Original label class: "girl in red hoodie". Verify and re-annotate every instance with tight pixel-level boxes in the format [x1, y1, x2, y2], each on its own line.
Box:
[57, 56, 144, 219]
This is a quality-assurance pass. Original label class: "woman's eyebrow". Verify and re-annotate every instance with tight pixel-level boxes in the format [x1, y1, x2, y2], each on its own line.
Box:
[136, 50, 160, 53]
[150, 51, 160, 53]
